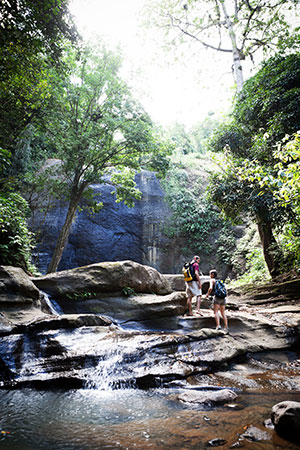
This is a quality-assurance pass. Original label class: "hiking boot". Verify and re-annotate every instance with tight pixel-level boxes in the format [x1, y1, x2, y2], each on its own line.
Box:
[216, 326, 221, 331]
[224, 327, 229, 334]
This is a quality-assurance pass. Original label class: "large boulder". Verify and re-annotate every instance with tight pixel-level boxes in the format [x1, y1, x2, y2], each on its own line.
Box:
[271, 401, 300, 442]
[32, 260, 172, 298]
[0, 266, 40, 303]
[0, 266, 46, 330]
[164, 274, 211, 293]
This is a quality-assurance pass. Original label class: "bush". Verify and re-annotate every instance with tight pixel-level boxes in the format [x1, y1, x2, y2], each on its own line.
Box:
[0, 192, 35, 272]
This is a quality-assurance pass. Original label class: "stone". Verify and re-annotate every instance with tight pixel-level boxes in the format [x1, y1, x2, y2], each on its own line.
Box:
[178, 388, 238, 405]
[0, 266, 46, 330]
[207, 438, 227, 447]
[0, 266, 40, 303]
[271, 401, 300, 441]
[164, 274, 185, 291]
[39, 291, 187, 322]
[32, 260, 172, 298]
[163, 274, 211, 293]
[240, 425, 271, 441]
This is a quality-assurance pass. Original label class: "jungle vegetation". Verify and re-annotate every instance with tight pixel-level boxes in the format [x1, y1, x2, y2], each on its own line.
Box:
[1, 0, 300, 281]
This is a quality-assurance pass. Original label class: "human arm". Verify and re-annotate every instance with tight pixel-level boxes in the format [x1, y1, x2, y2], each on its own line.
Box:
[194, 263, 202, 288]
[205, 279, 215, 298]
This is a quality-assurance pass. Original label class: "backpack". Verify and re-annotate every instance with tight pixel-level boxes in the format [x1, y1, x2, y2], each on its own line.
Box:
[214, 279, 227, 298]
[182, 262, 196, 282]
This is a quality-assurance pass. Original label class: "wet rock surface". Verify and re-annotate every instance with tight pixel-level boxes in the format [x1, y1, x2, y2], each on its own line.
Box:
[178, 388, 237, 405]
[0, 264, 300, 405]
[271, 401, 300, 442]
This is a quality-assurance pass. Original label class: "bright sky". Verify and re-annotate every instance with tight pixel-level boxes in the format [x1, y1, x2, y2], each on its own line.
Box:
[70, 0, 235, 128]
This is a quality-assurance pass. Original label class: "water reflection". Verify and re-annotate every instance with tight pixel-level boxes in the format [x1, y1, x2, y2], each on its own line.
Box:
[1, 388, 300, 450]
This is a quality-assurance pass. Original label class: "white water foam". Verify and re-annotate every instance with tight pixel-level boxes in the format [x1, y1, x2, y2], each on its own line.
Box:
[41, 291, 61, 315]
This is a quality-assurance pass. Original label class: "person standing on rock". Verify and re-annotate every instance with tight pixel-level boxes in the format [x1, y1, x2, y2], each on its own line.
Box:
[206, 269, 228, 333]
[185, 255, 202, 316]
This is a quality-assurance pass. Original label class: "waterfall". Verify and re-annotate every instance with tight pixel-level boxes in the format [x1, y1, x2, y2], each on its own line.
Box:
[40, 291, 62, 315]
[86, 348, 125, 390]
[85, 333, 137, 391]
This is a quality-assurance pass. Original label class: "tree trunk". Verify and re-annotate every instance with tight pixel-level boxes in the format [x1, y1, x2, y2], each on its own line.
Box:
[220, 0, 244, 92]
[256, 217, 281, 278]
[47, 185, 84, 274]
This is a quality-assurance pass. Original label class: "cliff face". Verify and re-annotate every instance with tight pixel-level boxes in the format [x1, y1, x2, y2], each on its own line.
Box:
[31, 170, 175, 274]
[30, 168, 240, 276]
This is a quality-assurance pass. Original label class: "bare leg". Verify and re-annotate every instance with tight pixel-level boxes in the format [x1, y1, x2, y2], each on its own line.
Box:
[196, 295, 202, 314]
[214, 303, 220, 327]
[220, 304, 228, 328]
[186, 296, 193, 315]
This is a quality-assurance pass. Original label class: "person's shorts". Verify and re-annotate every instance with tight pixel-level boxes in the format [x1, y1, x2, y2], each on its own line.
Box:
[185, 281, 202, 297]
[213, 295, 226, 305]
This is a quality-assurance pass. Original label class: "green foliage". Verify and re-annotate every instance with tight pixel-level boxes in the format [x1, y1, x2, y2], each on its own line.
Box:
[207, 54, 300, 275]
[122, 287, 137, 297]
[230, 132, 300, 270]
[215, 226, 237, 266]
[0, 192, 35, 272]
[230, 224, 270, 286]
[273, 133, 300, 213]
[231, 248, 270, 286]
[0, 0, 77, 60]
[190, 115, 222, 153]
[233, 54, 300, 152]
[0, 0, 77, 173]
[278, 224, 300, 270]
[111, 169, 142, 207]
[162, 159, 224, 254]
[166, 122, 195, 154]
[66, 291, 97, 300]
[43, 41, 172, 272]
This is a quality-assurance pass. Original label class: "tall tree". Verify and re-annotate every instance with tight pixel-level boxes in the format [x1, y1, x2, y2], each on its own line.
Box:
[208, 53, 300, 277]
[145, 0, 300, 91]
[0, 0, 77, 172]
[43, 44, 170, 273]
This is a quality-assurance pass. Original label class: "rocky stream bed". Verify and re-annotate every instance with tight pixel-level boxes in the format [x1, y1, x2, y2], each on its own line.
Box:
[0, 262, 300, 449]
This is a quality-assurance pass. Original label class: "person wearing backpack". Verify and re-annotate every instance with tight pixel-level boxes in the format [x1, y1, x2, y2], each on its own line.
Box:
[184, 255, 202, 316]
[205, 269, 229, 333]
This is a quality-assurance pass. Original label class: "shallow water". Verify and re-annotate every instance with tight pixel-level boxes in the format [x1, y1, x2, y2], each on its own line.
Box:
[1, 388, 300, 450]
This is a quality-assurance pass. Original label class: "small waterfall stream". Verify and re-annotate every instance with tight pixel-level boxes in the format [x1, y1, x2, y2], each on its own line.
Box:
[86, 346, 134, 390]
[40, 291, 62, 315]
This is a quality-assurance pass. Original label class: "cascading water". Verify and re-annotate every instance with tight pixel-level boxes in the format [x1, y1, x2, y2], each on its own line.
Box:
[86, 346, 132, 390]
[40, 291, 62, 315]
[85, 326, 138, 390]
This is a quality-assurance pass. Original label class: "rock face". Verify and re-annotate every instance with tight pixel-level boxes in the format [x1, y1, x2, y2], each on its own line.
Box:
[0, 266, 46, 330]
[0, 266, 40, 303]
[29, 167, 235, 277]
[271, 401, 300, 442]
[32, 260, 172, 298]
[31, 170, 173, 274]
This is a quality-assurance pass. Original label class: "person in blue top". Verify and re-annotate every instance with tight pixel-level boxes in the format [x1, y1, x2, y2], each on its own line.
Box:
[185, 255, 202, 316]
[206, 269, 229, 333]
